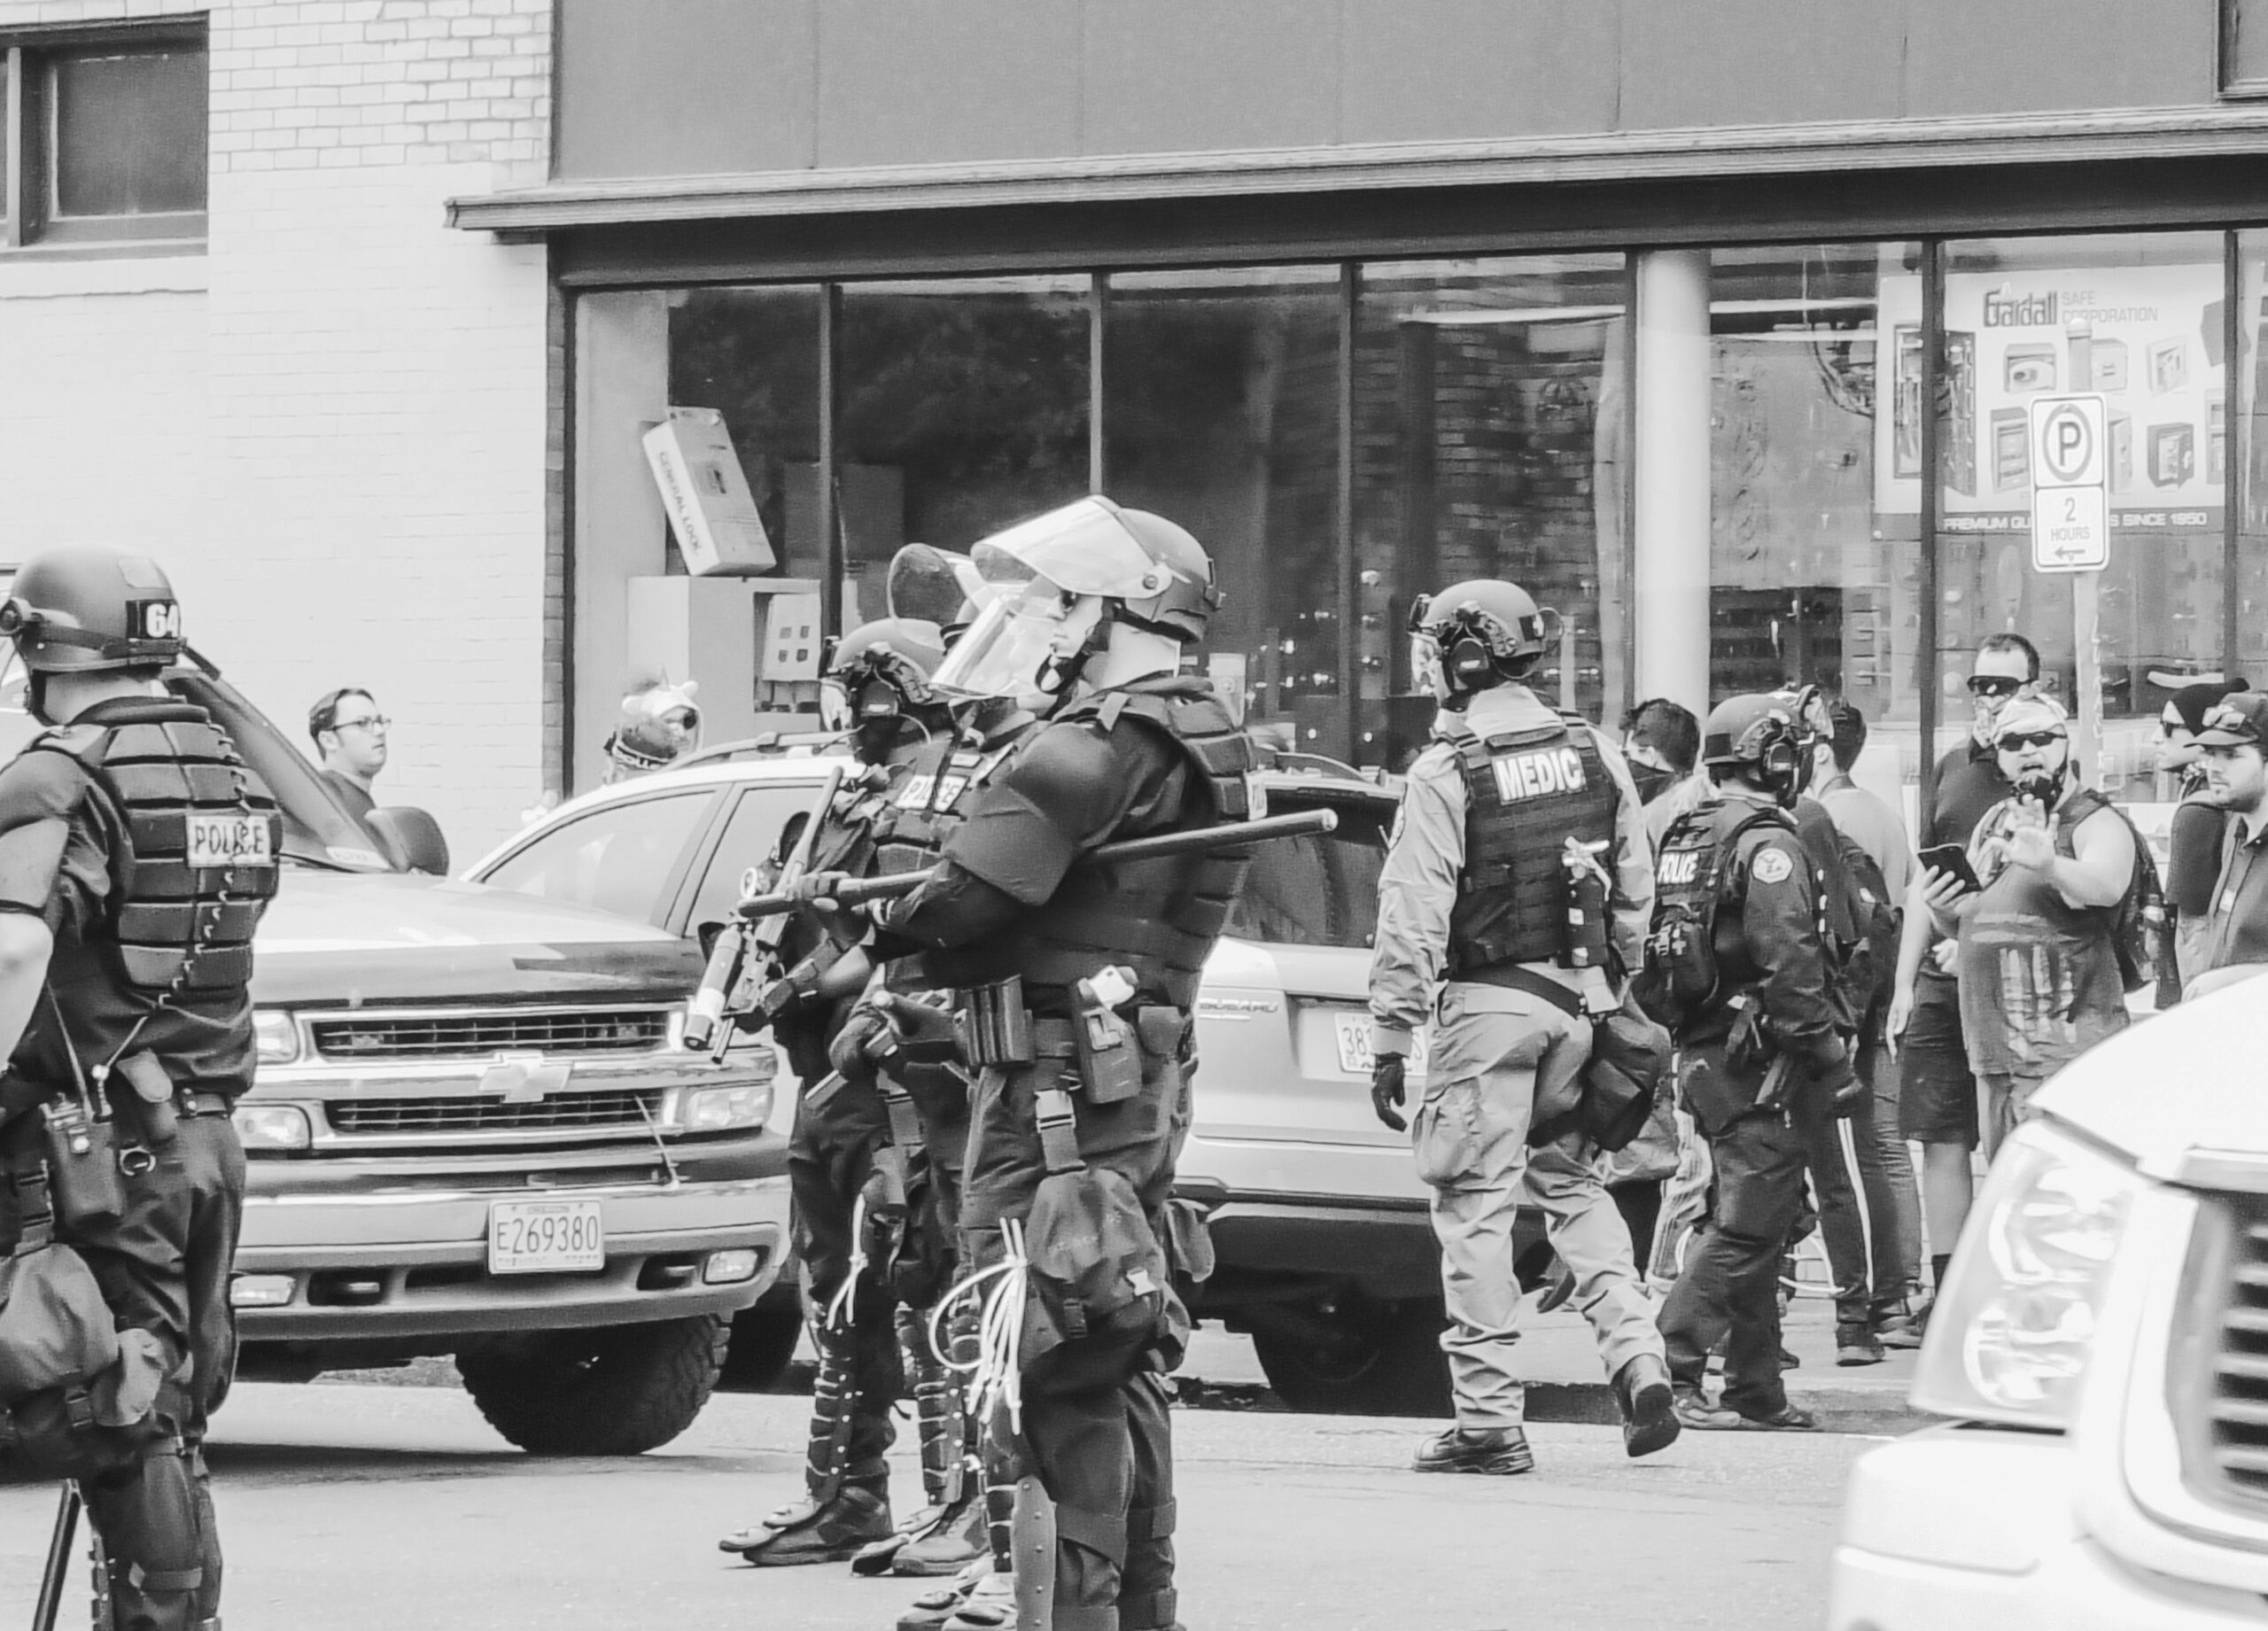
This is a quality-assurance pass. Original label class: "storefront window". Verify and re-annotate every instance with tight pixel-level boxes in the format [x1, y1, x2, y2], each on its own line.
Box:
[837, 276, 1091, 623]
[667, 284, 824, 578]
[1355, 255, 1627, 770]
[1711, 243, 1921, 794]
[1102, 268, 1340, 756]
[1932, 233, 2225, 800]
[2234, 232, 2268, 696]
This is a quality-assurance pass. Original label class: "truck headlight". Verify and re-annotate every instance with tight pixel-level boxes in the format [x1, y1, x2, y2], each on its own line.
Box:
[232, 1103, 313, 1151]
[252, 1010, 300, 1066]
[680, 1083, 772, 1133]
[1911, 1117, 2141, 1430]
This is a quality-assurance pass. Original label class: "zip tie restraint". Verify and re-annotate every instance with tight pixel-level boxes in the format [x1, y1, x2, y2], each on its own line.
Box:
[929, 1215, 1029, 1437]
[825, 1192, 872, 1333]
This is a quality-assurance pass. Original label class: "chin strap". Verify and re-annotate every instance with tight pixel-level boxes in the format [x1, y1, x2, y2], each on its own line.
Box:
[1037, 604, 1115, 704]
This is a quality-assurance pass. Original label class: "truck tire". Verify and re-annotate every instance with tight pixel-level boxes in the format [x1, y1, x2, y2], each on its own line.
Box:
[720, 1303, 804, 1391]
[1250, 1294, 1452, 1418]
[457, 1315, 729, 1456]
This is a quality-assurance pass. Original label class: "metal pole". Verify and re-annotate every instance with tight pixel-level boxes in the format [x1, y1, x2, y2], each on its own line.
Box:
[34, 1483, 80, 1631]
[1918, 242, 1946, 818]
[819, 283, 842, 640]
[1338, 262, 1358, 763]
[1090, 272, 1107, 494]
[2226, 230, 2243, 683]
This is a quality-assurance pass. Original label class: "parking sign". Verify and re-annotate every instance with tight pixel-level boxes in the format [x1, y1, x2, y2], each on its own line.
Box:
[2029, 394, 2109, 574]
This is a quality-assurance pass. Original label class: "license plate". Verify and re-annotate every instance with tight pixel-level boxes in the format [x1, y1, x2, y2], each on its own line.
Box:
[186, 814, 273, 870]
[1332, 1012, 1427, 1080]
[487, 1200, 605, 1275]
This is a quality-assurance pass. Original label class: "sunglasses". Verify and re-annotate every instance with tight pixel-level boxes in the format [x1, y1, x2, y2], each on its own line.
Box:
[1994, 729, 2065, 751]
[1966, 675, 2023, 698]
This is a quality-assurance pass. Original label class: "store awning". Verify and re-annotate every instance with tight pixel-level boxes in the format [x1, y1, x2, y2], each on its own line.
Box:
[448, 105, 2268, 235]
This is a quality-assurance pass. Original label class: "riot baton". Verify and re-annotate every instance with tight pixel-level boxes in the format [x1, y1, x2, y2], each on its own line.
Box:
[734, 807, 1340, 923]
[33, 1483, 80, 1631]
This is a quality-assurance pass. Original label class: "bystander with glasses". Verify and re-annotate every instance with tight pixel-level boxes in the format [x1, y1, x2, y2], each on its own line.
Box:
[309, 685, 389, 823]
[2159, 680, 2249, 988]
[2184, 690, 2268, 998]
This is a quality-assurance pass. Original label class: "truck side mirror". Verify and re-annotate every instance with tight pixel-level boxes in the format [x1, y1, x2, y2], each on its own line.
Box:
[367, 807, 451, 876]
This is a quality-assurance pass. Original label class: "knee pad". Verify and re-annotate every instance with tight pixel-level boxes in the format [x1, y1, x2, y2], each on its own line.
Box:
[85, 1437, 217, 1629]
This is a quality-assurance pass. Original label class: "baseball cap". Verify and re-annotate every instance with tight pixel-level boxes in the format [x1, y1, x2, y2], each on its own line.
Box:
[1990, 693, 2070, 744]
[2196, 691, 2268, 749]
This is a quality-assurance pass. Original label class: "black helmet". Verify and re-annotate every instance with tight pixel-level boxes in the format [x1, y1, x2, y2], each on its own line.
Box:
[1703, 694, 1806, 804]
[1410, 579, 1550, 693]
[1, 546, 184, 673]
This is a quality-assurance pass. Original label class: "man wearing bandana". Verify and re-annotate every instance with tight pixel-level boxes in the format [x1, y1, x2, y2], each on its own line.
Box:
[1922, 695, 2135, 1154]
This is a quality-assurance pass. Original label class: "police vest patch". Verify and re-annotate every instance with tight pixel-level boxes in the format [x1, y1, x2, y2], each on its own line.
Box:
[1658, 850, 1702, 887]
[1488, 747, 1587, 804]
[1752, 847, 1795, 884]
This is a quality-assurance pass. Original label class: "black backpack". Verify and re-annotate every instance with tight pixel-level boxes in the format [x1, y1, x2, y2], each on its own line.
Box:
[1822, 820, 1900, 1027]
[1634, 805, 1786, 1033]
[2055, 789, 2171, 1000]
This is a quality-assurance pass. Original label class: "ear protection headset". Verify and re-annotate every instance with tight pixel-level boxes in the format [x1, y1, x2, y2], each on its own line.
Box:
[1751, 720, 1803, 789]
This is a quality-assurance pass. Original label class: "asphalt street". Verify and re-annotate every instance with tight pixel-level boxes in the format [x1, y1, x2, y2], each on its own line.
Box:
[0, 1376, 1871, 1631]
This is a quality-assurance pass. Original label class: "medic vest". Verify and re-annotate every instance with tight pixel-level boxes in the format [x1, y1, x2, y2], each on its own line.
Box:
[35, 702, 282, 998]
[1441, 714, 1618, 975]
[932, 682, 1254, 1011]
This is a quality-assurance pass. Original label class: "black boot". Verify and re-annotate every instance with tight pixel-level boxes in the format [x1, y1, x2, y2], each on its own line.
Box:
[1612, 1352, 1682, 1458]
[720, 1324, 895, 1564]
[1412, 1425, 1534, 1475]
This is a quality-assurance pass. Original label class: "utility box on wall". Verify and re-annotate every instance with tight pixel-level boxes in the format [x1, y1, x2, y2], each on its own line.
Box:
[642, 408, 776, 576]
[625, 577, 827, 747]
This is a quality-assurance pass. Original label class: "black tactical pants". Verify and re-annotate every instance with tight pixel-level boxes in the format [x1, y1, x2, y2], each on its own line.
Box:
[1658, 1047, 1812, 1420]
[3, 1106, 245, 1631]
[961, 1020, 1194, 1631]
[786, 1073, 902, 1497]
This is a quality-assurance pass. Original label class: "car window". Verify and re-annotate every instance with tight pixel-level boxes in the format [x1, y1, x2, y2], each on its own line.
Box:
[683, 782, 830, 933]
[1224, 795, 1394, 949]
[482, 793, 712, 925]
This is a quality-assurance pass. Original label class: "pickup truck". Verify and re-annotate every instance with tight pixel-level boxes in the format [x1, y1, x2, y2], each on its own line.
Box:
[0, 653, 790, 1456]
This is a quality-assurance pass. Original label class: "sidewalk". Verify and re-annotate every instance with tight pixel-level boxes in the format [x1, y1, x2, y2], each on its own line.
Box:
[1176, 1297, 1930, 1434]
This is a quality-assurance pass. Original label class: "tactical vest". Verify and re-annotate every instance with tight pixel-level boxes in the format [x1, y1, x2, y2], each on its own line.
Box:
[35, 702, 282, 998]
[1634, 800, 1790, 1034]
[936, 683, 1253, 1011]
[1441, 714, 1618, 975]
[868, 728, 1029, 880]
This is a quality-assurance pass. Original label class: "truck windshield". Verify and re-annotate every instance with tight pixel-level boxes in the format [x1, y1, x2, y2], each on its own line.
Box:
[1223, 792, 1394, 950]
[0, 659, 398, 874]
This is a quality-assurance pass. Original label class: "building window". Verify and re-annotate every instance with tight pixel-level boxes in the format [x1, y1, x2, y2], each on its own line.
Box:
[1105, 268, 1340, 757]
[1936, 231, 2226, 801]
[2225, 1, 2268, 97]
[1356, 255, 1629, 770]
[3, 28, 206, 248]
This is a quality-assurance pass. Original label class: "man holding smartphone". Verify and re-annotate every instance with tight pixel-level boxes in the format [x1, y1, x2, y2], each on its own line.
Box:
[1885, 633, 2032, 1305]
[1920, 694, 2134, 1154]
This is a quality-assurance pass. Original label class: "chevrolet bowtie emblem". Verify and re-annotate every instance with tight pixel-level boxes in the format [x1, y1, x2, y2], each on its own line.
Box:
[479, 1051, 572, 1103]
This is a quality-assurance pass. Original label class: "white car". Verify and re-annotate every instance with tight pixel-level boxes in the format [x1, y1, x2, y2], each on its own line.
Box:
[469, 742, 1484, 1410]
[1830, 975, 2268, 1629]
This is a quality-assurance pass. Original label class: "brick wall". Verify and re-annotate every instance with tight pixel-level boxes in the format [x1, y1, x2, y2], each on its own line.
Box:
[0, 2, 555, 854]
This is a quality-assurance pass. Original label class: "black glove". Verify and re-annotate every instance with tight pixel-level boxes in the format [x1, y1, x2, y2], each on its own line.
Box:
[1820, 1052, 1866, 1116]
[827, 1006, 890, 1083]
[1371, 1053, 1409, 1133]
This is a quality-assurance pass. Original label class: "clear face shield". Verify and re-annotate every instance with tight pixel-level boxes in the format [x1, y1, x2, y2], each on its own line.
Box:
[929, 576, 1080, 701]
[886, 544, 992, 629]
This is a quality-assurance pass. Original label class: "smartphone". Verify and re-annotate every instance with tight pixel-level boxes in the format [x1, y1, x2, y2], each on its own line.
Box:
[1917, 843, 1982, 895]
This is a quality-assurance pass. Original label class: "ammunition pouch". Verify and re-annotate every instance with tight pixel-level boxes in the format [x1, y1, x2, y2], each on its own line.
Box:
[956, 976, 1033, 1067]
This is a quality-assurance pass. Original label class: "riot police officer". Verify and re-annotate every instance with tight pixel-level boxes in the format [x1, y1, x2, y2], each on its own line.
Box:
[1367, 579, 1677, 1473]
[720, 617, 959, 1567]
[0, 547, 281, 1631]
[1648, 694, 1860, 1432]
[864, 496, 1253, 1631]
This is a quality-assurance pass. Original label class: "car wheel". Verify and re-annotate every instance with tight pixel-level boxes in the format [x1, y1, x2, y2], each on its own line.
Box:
[719, 1303, 804, 1391]
[456, 1315, 728, 1455]
[1250, 1293, 1452, 1417]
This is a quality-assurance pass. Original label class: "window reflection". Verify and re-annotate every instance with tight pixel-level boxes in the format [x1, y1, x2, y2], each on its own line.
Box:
[668, 285, 823, 579]
[1355, 255, 1627, 771]
[1937, 233, 2225, 800]
[1104, 268, 1340, 755]
[839, 276, 1091, 621]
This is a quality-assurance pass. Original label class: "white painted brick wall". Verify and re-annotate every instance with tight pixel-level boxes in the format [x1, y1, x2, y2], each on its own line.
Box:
[0, 0, 555, 855]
